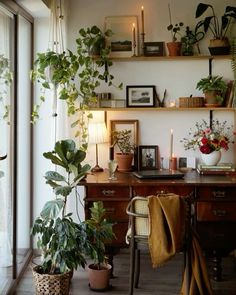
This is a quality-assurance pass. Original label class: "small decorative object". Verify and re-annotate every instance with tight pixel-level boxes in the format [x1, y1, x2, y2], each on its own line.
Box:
[196, 75, 228, 107]
[166, 3, 184, 56]
[169, 155, 177, 170]
[201, 150, 221, 166]
[195, 3, 236, 55]
[108, 160, 118, 180]
[140, 6, 145, 55]
[179, 96, 204, 108]
[126, 85, 156, 107]
[138, 145, 159, 170]
[144, 42, 165, 56]
[105, 16, 138, 57]
[132, 23, 137, 56]
[181, 119, 235, 165]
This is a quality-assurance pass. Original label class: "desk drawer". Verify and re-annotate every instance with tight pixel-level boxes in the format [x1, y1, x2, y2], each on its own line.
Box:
[103, 201, 129, 221]
[197, 187, 235, 201]
[134, 186, 194, 197]
[87, 186, 130, 199]
[197, 223, 236, 250]
[197, 202, 236, 221]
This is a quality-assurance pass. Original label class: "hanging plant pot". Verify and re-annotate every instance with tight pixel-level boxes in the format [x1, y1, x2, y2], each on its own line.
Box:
[208, 38, 230, 55]
[166, 42, 182, 56]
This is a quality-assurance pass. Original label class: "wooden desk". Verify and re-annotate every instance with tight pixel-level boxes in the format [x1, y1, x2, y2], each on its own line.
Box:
[81, 170, 236, 281]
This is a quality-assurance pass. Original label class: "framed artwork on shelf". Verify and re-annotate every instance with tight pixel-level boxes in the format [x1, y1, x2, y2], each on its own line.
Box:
[138, 145, 159, 170]
[104, 15, 138, 57]
[126, 85, 156, 107]
[110, 119, 139, 169]
[144, 42, 165, 56]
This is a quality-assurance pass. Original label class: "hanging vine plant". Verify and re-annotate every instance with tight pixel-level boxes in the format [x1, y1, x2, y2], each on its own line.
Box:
[0, 54, 13, 124]
[31, 25, 122, 149]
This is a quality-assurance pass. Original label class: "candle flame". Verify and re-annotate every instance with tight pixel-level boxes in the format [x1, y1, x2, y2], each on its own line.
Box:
[171, 128, 173, 134]
[141, 5, 144, 10]
[133, 23, 135, 28]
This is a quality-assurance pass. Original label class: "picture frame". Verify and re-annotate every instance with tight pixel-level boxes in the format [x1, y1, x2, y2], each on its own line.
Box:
[126, 85, 156, 107]
[104, 15, 138, 57]
[110, 119, 139, 169]
[144, 42, 165, 56]
[138, 145, 159, 170]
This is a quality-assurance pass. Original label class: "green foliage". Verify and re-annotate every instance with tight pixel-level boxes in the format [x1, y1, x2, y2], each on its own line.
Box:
[231, 39, 236, 79]
[85, 201, 115, 268]
[31, 139, 91, 275]
[167, 22, 184, 42]
[112, 129, 135, 154]
[0, 54, 13, 124]
[195, 3, 236, 39]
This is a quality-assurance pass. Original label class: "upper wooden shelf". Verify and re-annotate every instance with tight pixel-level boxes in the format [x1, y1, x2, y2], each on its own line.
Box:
[90, 107, 235, 112]
[111, 55, 231, 62]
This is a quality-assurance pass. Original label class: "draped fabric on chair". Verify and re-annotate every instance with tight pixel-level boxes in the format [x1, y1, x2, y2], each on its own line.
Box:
[126, 193, 213, 295]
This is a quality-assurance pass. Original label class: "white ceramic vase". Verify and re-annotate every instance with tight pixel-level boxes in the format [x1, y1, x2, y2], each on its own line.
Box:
[201, 150, 221, 166]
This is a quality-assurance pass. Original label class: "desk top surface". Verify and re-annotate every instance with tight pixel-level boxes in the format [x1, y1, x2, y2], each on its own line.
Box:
[80, 170, 236, 187]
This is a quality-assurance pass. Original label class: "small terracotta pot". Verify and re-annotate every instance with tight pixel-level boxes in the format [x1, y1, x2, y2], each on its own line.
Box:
[166, 42, 182, 56]
[88, 263, 112, 291]
[204, 90, 222, 107]
[115, 153, 133, 172]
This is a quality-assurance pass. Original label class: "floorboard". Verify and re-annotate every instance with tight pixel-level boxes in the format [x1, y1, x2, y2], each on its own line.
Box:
[15, 250, 236, 295]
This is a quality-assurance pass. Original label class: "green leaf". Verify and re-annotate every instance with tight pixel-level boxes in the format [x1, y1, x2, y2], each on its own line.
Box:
[40, 199, 64, 219]
[45, 171, 66, 182]
[195, 3, 211, 18]
[54, 185, 72, 197]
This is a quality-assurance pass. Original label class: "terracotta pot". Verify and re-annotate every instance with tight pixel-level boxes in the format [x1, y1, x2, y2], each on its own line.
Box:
[166, 42, 182, 56]
[88, 263, 112, 291]
[204, 90, 222, 107]
[115, 153, 133, 172]
[208, 38, 230, 55]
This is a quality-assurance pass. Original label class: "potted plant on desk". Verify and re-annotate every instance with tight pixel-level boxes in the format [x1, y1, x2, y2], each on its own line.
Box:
[85, 201, 115, 291]
[111, 129, 135, 172]
[196, 75, 228, 107]
[195, 3, 236, 55]
[31, 139, 91, 295]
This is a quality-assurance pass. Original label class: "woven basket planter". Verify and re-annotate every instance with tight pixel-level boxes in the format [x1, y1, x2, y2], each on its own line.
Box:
[179, 97, 204, 108]
[32, 266, 71, 295]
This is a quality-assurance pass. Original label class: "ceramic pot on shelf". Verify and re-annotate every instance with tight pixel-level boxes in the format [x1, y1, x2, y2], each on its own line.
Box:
[166, 42, 182, 56]
[201, 150, 221, 166]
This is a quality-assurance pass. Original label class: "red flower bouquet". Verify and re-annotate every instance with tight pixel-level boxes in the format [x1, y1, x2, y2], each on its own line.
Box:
[181, 119, 235, 154]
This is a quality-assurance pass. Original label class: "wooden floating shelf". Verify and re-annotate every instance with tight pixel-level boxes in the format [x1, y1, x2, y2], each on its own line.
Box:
[90, 107, 235, 112]
[111, 55, 231, 62]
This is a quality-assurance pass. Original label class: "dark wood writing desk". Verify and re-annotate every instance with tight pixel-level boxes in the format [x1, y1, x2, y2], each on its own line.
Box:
[81, 170, 236, 281]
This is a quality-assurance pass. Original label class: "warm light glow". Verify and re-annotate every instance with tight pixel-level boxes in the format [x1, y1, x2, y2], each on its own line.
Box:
[141, 5, 144, 10]
[88, 122, 108, 144]
[133, 23, 135, 28]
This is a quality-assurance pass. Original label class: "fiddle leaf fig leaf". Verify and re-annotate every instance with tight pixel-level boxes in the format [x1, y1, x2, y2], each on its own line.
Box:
[40, 199, 64, 219]
[45, 171, 66, 182]
[54, 185, 72, 197]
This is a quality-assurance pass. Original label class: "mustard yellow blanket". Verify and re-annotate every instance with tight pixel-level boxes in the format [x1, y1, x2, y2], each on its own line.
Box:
[148, 194, 213, 295]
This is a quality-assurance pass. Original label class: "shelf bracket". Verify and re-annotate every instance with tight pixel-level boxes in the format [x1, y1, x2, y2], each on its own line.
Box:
[209, 58, 213, 77]
[209, 110, 213, 128]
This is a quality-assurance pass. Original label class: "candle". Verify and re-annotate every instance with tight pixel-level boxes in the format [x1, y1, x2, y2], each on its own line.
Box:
[141, 6, 144, 34]
[132, 23, 136, 46]
[170, 129, 173, 159]
[169, 155, 177, 170]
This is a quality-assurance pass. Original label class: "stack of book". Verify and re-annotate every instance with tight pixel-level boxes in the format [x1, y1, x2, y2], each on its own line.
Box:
[197, 163, 236, 175]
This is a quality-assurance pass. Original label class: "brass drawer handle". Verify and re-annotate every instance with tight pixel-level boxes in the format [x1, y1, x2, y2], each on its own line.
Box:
[213, 209, 227, 217]
[213, 191, 226, 198]
[156, 190, 167, 195]
[102, 189, 115, 196]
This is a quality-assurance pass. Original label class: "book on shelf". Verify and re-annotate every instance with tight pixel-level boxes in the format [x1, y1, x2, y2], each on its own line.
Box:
[224, 80, 235, 108]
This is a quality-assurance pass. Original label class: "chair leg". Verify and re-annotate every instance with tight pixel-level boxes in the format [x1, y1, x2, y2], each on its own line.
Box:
[129, 239, 136, 295]
[134, 249, 140, 288]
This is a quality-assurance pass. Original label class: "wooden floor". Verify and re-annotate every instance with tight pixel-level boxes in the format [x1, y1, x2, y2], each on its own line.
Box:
[15, 250, 236, 295]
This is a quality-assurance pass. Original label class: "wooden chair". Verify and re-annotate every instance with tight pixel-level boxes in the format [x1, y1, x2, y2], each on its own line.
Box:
[126, 194, 192, 295]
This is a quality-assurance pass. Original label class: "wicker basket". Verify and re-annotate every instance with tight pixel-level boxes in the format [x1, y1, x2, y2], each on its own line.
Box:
[32, 266, 71, 295]
[179, 96, 204, 108]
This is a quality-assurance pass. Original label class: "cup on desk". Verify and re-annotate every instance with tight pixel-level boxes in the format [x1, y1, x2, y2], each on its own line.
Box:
[108, 160, 118, 180]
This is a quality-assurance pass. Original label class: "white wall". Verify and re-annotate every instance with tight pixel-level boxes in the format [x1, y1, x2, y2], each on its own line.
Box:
[33, 0, 236, 221]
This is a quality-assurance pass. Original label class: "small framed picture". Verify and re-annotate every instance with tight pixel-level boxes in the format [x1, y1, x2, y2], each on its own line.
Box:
[144, 42, 165, 56]
[126, 85, 156, 107]
[138, 145, 159, 170]
[104, 15, 138, 57]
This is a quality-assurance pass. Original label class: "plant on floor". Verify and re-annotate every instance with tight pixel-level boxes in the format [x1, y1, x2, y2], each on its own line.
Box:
[85, 201, 115, 290]
[31, 139, 91, 276]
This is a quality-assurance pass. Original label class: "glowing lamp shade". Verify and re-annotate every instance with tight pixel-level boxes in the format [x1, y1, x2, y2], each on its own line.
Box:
[88, 122, 108, 172]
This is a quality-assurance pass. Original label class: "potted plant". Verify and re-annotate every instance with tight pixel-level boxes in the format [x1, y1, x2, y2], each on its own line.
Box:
[0, 54, 13, 124]
[112, 129, 135, 172]
[85, 201, 115, 291]
[196, 75, 228, 107]
[31, 139, 92, 295]
[166, 4, 184, 56]
[195, 3, 236, 55]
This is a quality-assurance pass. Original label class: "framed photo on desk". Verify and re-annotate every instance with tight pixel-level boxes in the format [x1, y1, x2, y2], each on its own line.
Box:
[138, 145, 159, 170]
